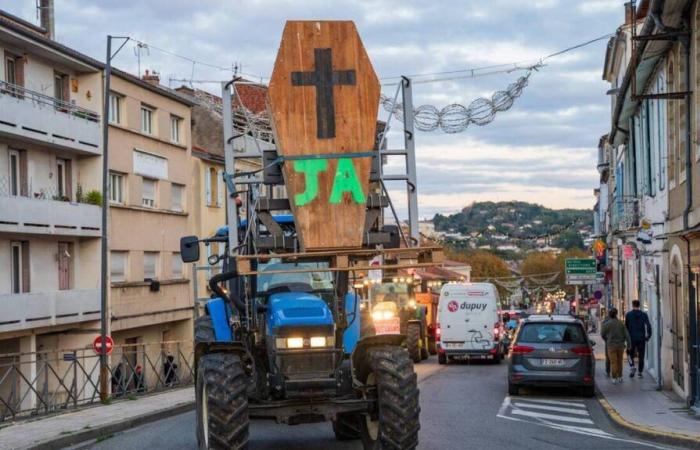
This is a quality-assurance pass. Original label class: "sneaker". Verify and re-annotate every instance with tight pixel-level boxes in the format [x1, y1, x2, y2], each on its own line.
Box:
[618, 377, 623, 383]
[638, 372, 643, 378]
[630, 367, 636, 377]
[612, 378, 618, 385]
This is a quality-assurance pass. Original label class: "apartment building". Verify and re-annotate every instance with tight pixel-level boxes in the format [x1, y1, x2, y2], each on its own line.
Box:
[0, 11, 103, 411]
[600, 0, 698, 407]
[106, 70, 196, 383]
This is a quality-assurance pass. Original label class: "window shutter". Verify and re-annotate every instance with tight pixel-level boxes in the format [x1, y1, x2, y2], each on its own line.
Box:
[205, 168, 212, 206]
[21, 241, 30, 293]
[217, 169, 224, 207]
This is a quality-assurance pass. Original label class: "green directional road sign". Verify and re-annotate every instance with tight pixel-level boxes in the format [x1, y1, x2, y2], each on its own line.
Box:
[565, 258, 597, 285]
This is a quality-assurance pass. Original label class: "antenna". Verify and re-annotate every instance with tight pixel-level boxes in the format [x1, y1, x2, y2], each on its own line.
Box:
[134, 42, 149, 77]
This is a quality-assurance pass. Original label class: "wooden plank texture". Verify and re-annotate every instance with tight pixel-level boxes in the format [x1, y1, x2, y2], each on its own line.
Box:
[268, 21, 380, 251]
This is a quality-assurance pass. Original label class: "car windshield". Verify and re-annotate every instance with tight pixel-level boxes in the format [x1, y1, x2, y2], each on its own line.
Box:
[369, 282, 410, 305]
[518, 323, 586, 344]
[256, 260, 334, 293]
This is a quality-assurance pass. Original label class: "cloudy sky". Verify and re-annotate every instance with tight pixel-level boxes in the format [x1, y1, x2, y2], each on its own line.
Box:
[6, 0, 624, 218]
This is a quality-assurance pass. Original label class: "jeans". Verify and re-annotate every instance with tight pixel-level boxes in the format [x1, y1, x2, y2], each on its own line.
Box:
[608, 346, 625, 378]
[629, 340, 646, 372]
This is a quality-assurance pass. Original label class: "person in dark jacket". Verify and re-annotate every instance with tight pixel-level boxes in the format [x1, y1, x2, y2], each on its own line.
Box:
[625, 300, 652, 378]
[601, 307, 631, 384]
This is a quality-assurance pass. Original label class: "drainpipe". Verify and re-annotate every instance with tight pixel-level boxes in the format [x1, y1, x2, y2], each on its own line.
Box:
[680, 25, 698, 407]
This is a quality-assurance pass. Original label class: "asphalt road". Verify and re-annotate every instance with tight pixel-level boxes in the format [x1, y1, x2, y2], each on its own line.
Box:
[84, 357, 688, 450]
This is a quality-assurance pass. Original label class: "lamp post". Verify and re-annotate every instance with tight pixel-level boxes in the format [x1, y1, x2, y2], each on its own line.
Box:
[99, 35, 130, 401]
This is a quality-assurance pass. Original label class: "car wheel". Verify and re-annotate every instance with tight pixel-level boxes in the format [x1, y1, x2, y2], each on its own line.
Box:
[438, 353, 447, 365]
[580, 385, 595, 398]
[508, 382, 519, 396]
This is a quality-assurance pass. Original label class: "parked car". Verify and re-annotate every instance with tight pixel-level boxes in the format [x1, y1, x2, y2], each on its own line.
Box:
[437, 283, 506, 364]
[507, 314, 595, 397]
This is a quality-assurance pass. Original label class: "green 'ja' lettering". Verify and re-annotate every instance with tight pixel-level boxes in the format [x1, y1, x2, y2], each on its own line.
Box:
[330, 158, 365, 204]
[293, 159, 327, 206]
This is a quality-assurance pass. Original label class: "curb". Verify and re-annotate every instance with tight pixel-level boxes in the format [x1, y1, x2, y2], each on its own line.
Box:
[595, 391, 700, 448]
[27, 400, 195, 450]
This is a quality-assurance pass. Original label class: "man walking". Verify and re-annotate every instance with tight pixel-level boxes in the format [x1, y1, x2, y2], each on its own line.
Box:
[625, 300, 652, 378]
[601, 307, 631, 384]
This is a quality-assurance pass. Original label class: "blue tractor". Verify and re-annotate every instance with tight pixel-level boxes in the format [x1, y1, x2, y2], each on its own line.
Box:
[180, 218, 421, 449]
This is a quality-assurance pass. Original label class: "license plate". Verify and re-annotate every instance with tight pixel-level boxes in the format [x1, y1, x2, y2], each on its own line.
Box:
[444, 342, 464, 349]
[541, 358, 565, 367]
[374, 318, 401, 335]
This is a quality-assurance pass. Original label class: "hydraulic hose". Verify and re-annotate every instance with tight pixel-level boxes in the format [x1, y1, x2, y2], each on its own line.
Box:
[209, 271, 247, 317]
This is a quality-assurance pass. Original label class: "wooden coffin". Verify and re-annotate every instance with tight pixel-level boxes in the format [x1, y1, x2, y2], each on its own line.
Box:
[268, 21, 380, 251]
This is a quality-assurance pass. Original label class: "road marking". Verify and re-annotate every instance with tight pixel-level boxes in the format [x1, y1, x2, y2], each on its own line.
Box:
[511, 409, 594, 424]
[511, 401, 590, 416]
[516, 398, 586, 408]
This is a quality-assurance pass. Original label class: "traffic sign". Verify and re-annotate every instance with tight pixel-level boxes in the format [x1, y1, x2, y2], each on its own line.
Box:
[93, 335, 114, 355]
[565, 258, 596, 274]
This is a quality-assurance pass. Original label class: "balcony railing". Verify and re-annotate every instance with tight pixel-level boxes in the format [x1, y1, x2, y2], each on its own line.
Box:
[0, 80, 99, 122]
[0, 81, 101, 154]
[0, 289, 100, 333]
[611, 197, 640, 231]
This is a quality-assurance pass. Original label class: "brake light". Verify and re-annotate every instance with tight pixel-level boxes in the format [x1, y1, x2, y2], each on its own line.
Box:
[436, 323, 441, 342]
[570, 346, 593, 355]
[493, 325, 500, 341]
[510, 345, 535, 355]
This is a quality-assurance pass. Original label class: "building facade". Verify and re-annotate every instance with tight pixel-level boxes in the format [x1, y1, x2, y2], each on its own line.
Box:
[106, 70, 196, 388]
[599, 0, 699, 407]
[0, 11, 103, 413]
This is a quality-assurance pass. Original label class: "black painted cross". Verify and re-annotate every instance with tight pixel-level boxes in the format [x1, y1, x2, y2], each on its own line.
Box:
[291, 48, 356, 139]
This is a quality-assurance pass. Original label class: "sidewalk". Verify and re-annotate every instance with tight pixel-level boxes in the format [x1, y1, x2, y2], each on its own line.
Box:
[591, 334, 700, 446]
[0, 387, 194, 450]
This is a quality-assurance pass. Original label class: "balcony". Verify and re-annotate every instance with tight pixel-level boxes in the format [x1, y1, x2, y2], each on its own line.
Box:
[0, 192, 101, 238]
[0, 81, 101, 155]
[0, 289, 100, 333]
[611, 197, 640, 231]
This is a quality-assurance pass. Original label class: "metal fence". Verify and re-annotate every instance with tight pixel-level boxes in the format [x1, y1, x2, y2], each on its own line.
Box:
[0, 80, 100, 122]
[0, 340, 193, 422]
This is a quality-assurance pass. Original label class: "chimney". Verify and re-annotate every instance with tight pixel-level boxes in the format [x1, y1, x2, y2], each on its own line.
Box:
[39, 0, 55, 40]
[624, 2, 635, 25]
[142, 69, 160, 86]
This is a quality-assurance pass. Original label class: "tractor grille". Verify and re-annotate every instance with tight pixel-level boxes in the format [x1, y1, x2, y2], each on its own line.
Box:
[279, 352, 335, 378]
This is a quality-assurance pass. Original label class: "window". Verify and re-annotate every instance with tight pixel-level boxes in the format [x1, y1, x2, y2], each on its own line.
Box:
[171, 253, 183, 279]
[110, 251, 127, 282]
[109, 93, 122, 124]
[8, 149, 20, 196]
[171, 183, 184, 212]
[5, 57, 16, 85]
[170, 115, 181, 143]
[56, 159, 66, 198]
[109, 172, 124, 204]
[10, 242, 22, 294]
[54, 72, 68, 103]
[144, 252, 159, 280]
[206, 167, 218, 207]
[517, 323, 587, 344]
[142, 178, 156, 208]
[140, 105, 153, 134]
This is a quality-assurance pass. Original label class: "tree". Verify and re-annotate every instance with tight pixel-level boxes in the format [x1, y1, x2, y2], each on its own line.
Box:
[553, 229, 584, 250]
[521, 252, 558, 278]
[446, 249, 510, 280]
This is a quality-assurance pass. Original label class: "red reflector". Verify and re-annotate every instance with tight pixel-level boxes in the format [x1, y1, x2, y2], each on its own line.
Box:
[510, 345, 535, 355]
[583, 375, 593, 383]
[570, 346, 593, 355]
[436, 323, 441, 342]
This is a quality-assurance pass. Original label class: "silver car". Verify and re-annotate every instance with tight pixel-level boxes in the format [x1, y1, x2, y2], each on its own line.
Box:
[507, 315, 595, 397]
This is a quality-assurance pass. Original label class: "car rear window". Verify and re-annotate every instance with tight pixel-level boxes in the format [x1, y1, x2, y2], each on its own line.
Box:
[517, 323, 586, 344]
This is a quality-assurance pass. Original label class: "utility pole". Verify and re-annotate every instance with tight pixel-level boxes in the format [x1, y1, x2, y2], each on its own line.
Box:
[99, 35, 129, 401]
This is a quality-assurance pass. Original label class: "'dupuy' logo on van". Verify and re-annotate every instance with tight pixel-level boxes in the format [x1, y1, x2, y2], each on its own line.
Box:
[447, 300, 459, 312]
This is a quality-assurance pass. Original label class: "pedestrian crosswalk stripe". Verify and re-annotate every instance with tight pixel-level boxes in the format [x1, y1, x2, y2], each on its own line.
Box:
[511, 409, 595, 424]
[515, 398, 586, 408]
[511, 401, 590, 416]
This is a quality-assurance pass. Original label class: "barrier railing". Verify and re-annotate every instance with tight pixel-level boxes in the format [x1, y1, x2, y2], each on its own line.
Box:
[0, 340, 193, 422]
[0, 80, 100, 122]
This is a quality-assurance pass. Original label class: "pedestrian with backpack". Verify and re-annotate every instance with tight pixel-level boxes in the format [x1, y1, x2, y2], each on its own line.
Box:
[625, 300, 652, 378]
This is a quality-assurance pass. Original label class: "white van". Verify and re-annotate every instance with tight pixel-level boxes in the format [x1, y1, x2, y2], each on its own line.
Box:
[437, 283, 504, 364]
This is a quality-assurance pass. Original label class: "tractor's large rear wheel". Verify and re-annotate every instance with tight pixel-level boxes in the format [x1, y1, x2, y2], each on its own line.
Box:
[360, 346, 420, 450]
[196, 353, 249, 450]
[406, 323, 422, 363]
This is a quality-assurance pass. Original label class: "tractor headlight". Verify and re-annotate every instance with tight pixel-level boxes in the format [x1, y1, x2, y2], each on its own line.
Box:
[372, 310, 395, 321]
[286, 337, 304, 349]
[310, 336, 326, 347]
[408, 299, 417, 308]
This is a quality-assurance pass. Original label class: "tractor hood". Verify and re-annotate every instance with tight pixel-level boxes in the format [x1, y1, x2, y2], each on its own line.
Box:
[267, 292, 334, 329]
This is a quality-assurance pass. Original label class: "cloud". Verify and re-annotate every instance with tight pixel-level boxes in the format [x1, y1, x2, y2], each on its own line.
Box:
[0, 0, 622, 217]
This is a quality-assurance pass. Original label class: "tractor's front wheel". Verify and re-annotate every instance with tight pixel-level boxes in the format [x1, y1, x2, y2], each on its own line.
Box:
[196, 353, 249, 450]
[406, 323, 422, 363]
[360, 346, 420, 450]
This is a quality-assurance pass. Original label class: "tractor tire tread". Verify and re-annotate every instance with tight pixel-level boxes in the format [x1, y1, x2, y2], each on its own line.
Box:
[197, 353, 249, 450]
[406, 323, 421, 364]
